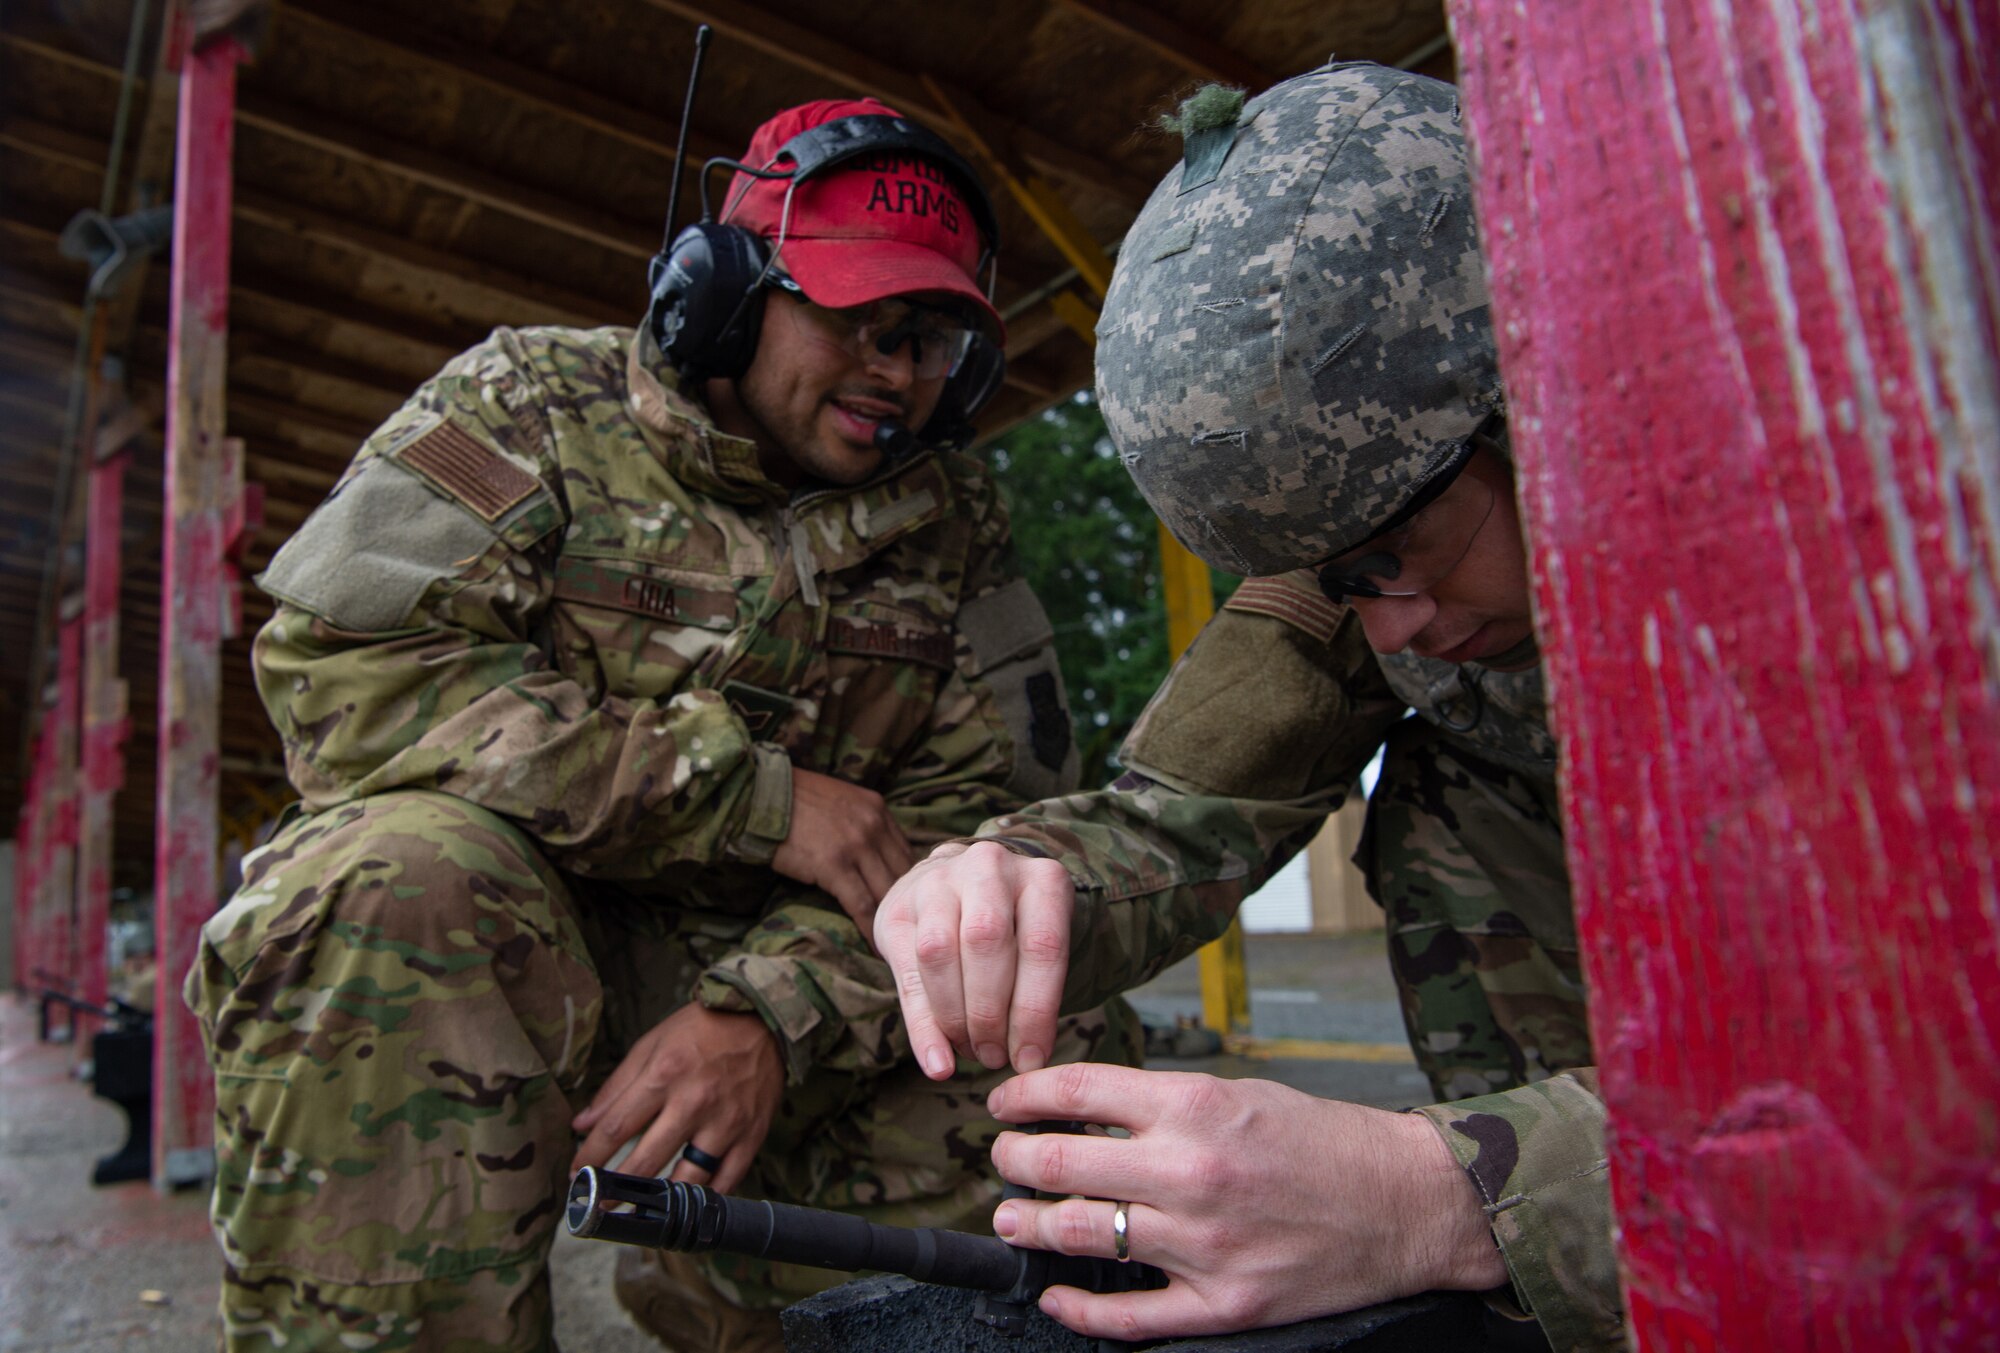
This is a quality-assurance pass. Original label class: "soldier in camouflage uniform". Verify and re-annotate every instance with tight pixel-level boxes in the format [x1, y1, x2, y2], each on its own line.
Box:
[872, 64, 1625, 1351]
[186, 97, 1138, 1353]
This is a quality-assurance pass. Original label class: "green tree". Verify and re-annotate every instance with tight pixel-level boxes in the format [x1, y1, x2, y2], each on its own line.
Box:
[987, 393, 1236, 786]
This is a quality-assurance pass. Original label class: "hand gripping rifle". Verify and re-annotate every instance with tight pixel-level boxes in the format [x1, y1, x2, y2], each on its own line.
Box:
[567, 1160, 1166, 1337]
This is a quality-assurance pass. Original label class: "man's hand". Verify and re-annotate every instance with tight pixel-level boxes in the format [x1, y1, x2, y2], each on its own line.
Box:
[570, 1004, 784, 1193]
[871, 840, 1076, 1080]
[773, 768, 913, 930]
[984, 1064, 1508, 1341]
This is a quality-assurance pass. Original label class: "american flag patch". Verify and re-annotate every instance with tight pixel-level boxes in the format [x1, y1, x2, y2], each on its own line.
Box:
[397, 421, 539, 522]
[1224, 571, 1345, 645]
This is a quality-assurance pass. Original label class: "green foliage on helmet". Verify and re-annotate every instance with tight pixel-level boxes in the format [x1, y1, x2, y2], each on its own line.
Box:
[1096, 62, 1504, 577]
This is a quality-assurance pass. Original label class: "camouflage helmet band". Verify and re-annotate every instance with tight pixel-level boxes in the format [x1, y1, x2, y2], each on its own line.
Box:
[1095, 62, 1502, 577]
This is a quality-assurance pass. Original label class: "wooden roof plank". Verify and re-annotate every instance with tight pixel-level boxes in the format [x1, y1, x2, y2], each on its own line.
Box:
[7, 29, 661, 273]
[629, 0, 1158, 206]
[1043, 0, 1280, 90]
[232, 187, 627, 329]
[281, 0, 729, 169]
[1, 82, 624, 332]
[235, 90, 660, 262]
[0, 110, 109, 180]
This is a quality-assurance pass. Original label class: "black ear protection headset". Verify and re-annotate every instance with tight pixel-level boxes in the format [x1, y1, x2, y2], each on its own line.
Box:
[644, 113, 1008, 456]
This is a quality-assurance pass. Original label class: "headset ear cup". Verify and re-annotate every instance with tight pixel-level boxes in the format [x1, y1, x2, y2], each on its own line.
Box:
[645, 222, 771, 380]
[919, 334, 1006, 448]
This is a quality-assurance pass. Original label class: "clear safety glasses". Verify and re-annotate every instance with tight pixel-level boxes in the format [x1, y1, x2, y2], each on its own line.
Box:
[1315, 467, 1496, 603]
[771, 276, 976, 381]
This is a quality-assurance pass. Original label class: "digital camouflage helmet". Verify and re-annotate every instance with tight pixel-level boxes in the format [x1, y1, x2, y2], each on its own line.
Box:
[1095, 62, 1503, 577]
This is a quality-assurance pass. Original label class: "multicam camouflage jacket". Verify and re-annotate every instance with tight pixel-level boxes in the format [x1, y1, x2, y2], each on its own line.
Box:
[252, 323, 1079, 1083]
[972, 572, 1621, 1351]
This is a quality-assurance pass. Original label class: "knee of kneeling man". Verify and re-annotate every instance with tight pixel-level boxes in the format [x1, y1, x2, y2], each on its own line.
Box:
[228, 793, 564, 947]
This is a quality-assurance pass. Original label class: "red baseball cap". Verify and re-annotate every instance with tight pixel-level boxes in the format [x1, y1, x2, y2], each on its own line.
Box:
[721, 99, 1005, 344]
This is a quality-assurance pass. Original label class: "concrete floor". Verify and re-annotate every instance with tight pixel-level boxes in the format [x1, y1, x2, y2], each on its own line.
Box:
[0, 931, 1422, 1351]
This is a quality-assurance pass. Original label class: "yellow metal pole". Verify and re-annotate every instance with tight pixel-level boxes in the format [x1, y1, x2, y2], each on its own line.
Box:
[922, 81, 1256, 1034]
[1158, 523, 1251, 1034]
[1048, 290, 1101, 345]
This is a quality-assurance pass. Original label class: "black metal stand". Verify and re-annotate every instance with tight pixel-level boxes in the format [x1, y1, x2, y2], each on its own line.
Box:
[89, 1022, 153, 1185]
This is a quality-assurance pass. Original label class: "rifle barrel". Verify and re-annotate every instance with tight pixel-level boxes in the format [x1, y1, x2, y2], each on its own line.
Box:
[569, 1167, 1025, 1292]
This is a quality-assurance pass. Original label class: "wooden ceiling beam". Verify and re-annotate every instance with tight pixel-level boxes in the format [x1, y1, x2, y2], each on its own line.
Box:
[4, 30, 1075, 362]
[0, 263, 84, 312]
[228, 337, 409, 421]
[0, 111, 109, 180]
[225, 271, 471, 374]
[0, 326, 75, 377]
[280, 0, 732, 169]
[1003, 301, 1078, 361]
[0, 268, 86, 351]
[232, 187, 627, 329]
[162, 382, 376, 446]
[0, 97, 624, 332]
[128, 323, 414, 419]
[972, 343, 1099, 449]
[629, 0, 1157, 207]
[235, 90, 661, 262]
[2, 243, 462, 401]
[1043, 0, 1281, 90]
[0, 368, 68, 411]
[241, 452, 349, 494]
[6, 31, 661, 277]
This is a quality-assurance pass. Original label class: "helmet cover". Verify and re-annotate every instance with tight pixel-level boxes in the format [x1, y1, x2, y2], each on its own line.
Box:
[1095, 62, 1502, 576]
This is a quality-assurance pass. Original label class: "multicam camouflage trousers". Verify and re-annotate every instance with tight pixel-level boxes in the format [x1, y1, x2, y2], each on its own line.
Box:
[1359, 718, 1592, 1103]
[186, 790, 1138, 1352]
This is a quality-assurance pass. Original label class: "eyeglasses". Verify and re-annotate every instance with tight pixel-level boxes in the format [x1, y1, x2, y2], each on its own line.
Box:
[1315, 468, 1496, 603]
[769, 275, 976, 381]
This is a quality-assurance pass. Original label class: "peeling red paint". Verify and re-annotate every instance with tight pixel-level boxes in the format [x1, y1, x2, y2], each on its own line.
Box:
[154, 32, 244, 1186]
[1450, 0, 2000, 1343]
[14, 713, 55, 995]
[47, 620, 83, 1010]
[76, 451, 128, 1025]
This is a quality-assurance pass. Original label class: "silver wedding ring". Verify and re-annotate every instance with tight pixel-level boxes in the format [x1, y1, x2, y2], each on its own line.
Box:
[1112, 1199, 1130, 1262]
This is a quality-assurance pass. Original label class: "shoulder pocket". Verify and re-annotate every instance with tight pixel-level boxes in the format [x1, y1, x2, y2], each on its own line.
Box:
[260, 465, 509, 633]
[959, 578, 1055, 674]
[259, 412, 554, 632]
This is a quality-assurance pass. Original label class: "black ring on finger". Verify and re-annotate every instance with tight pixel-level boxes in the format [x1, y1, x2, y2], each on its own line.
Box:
[682, 1142, 724, 1174]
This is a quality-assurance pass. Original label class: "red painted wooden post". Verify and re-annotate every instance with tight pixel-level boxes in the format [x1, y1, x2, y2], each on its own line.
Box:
[31, 718, 57, 994]
[154, 29, 245, 1189]
[9, 798, 26, 992]
[1448, 0, 2000, 1344]
[49, 617, 84, 1008]
[14, 723, 50, 995]
[77, 450, 129, 1025]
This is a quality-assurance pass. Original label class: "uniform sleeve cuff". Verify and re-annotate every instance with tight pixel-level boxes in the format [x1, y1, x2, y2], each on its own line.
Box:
[729, 744, 794, 865]
[696, 959, 822, 1086]
[962, 833, 1055, 859]
[1414, 1074, 1627, 1351]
